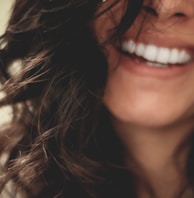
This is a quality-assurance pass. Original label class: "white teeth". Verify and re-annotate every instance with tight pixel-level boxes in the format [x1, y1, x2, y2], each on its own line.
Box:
[128, 40, 136, 54]
[168, 49, 179, 64]
[122, 39, 192, 66]
[135, 43, 145, 56]
[156, 47, 170, 64]
[144, 45, 157, 62]
[178, 50, 191, 64]
[123, 40, 136, 54]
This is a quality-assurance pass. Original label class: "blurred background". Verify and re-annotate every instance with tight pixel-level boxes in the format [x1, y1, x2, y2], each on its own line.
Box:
[0, 0, 14, 35]
[0, 0, 15, 125]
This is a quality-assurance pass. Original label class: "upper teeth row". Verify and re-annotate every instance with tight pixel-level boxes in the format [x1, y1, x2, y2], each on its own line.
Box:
[122, 40, 192, 65]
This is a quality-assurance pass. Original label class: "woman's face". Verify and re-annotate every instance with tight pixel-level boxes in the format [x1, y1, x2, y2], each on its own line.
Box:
[93, 0, 194, 129]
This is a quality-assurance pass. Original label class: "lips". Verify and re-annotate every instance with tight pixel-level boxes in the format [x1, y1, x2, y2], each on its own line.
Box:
[121, 39, 193, 67]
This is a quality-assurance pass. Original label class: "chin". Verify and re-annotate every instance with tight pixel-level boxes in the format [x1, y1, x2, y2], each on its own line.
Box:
[104, 96, 194, 130]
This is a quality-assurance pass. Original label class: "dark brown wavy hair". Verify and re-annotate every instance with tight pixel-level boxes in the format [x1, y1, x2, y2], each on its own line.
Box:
[0, 0, 144, 197]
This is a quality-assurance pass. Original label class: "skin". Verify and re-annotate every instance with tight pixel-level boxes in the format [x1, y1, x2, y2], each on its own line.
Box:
[93, 0, 194, 197]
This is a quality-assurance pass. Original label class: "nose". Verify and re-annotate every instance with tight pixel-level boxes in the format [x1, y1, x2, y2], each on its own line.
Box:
[143, 0, 194, 21]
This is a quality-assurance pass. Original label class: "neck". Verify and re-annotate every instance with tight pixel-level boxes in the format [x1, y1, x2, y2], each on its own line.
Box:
[113, 119, 194, 198]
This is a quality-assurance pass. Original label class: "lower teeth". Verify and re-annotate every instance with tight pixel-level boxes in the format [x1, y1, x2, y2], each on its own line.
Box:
[131, 54, 169, 68]
[146, 61, 168, 68]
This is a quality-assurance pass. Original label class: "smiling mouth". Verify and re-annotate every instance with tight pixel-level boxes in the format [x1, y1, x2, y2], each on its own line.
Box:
[121, 39, 193, 68]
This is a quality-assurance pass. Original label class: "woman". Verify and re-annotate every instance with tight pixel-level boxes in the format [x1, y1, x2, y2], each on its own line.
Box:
[0, 0, 194, 197]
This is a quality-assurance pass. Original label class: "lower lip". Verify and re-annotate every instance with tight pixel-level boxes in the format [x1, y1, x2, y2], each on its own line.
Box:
[121, 54, 194, 79]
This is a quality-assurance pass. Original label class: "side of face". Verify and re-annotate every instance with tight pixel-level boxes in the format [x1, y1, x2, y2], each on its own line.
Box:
[93, 0, 194, 130]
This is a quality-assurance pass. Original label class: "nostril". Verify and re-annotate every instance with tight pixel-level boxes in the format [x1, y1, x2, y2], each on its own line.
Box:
[174, 12, 185, 17]
[143, 5, 158, 16]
